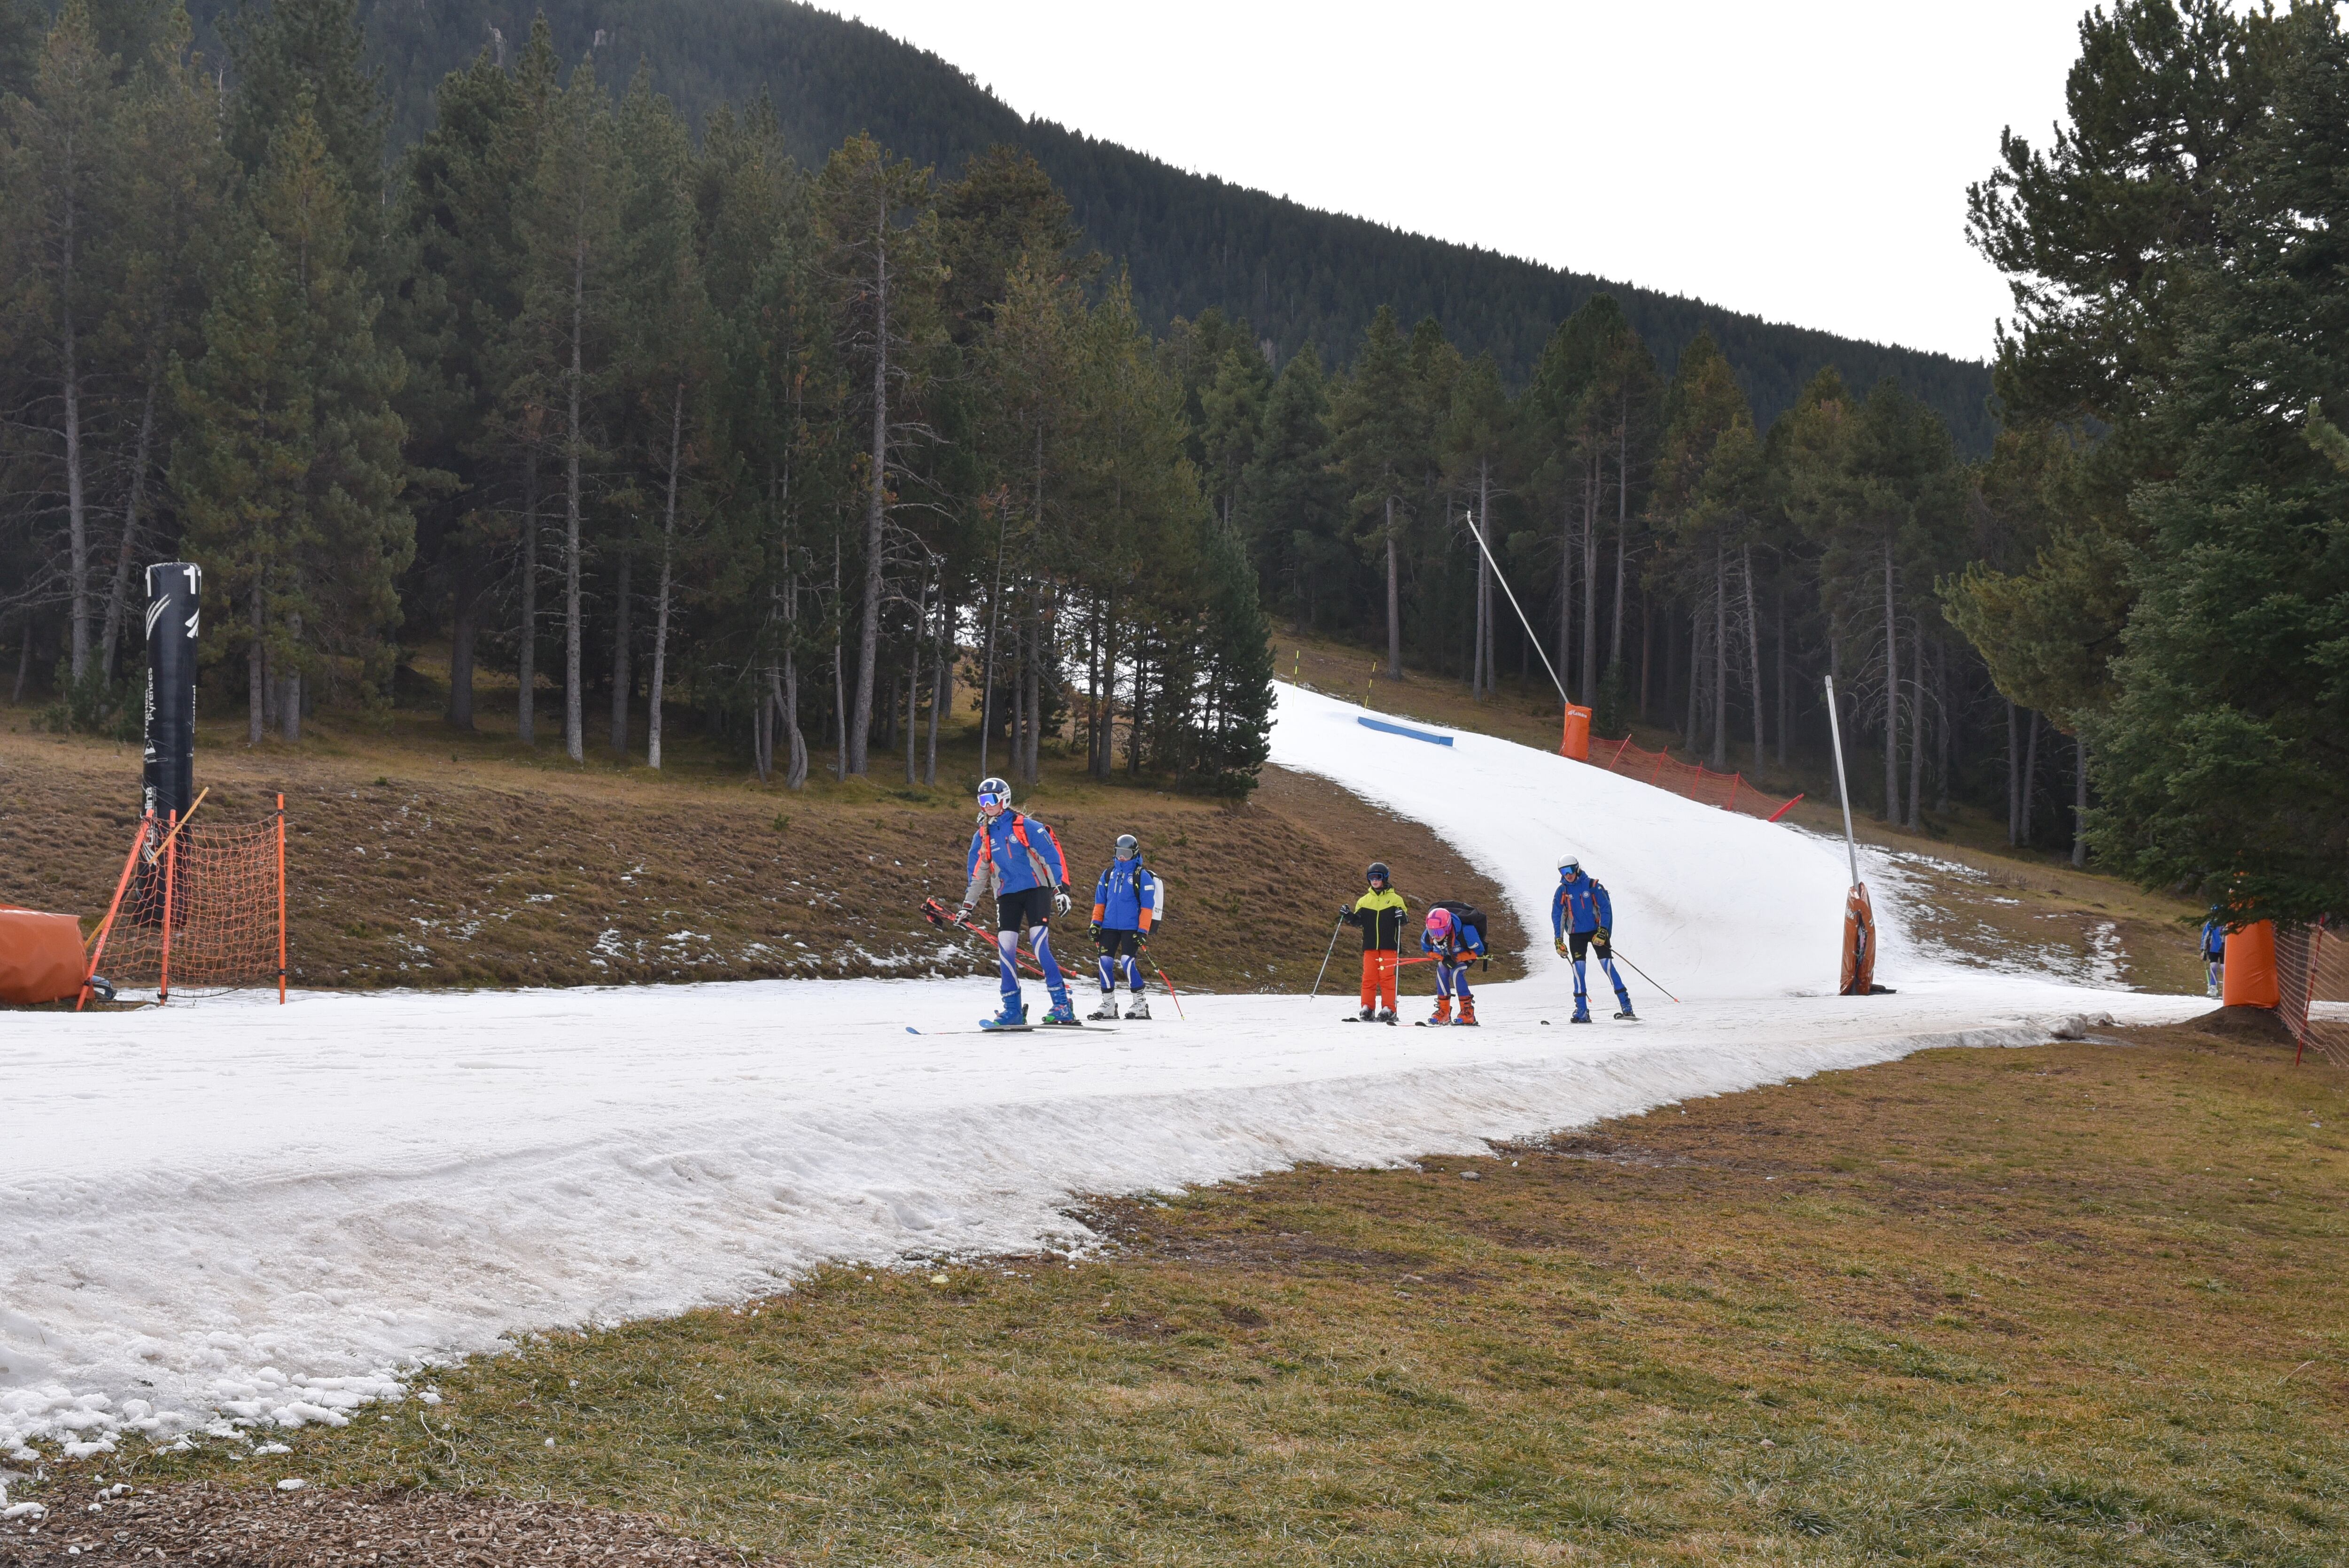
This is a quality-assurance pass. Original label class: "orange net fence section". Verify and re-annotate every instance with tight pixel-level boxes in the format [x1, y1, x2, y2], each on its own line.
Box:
[2275, 921, 2349, 1068]
[83, 798, 286, 1003]
[1583, 734, 1805, 823]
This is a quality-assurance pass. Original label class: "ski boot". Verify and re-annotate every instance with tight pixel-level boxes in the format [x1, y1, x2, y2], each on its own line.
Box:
[981, 998, 1030, 1031]
[1377, 1008, 1399, 1025]
[1426, 996, 1453, 1027]
[1613, 1002, 1638, 1020]
[1123, 994, 1151, 1020]
[1040, 998, 1082, 1028]
[1456, 998, 1478, 1027]
[1356, 1005, 1377, 1022]
[1087, 994, 1121, 1022]
[1570, 1002, 1593, 1025]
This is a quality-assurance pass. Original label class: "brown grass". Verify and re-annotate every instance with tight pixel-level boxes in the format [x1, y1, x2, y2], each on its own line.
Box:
[0, 702, 1518, 996]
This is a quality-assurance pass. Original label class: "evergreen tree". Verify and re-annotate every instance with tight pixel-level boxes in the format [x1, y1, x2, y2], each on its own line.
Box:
[1439, 353, 1512, 699]
[171, 96, 412, 742]
[1238, 344, 1339, 629]
[1329, 303, 1418, 676]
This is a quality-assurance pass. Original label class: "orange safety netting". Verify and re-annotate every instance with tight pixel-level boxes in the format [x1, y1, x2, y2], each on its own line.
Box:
[2276, 920, 2349, 1068]
[1582, 734, 1805, 823]
[82, 798, 287, 1004]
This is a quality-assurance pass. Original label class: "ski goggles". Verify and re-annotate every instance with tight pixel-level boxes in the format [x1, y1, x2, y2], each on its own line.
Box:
[976, 790, 1010, 810]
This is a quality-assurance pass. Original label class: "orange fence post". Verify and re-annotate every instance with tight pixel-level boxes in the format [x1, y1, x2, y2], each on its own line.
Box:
[1724, 775, 1740, 814]
[1608, 736, 1633, 770]
[1766, 793, 1806, 823]
[159, 809, 178, 1005]
[78, 811, 155, 1011]
[276, 792, 287, 1004]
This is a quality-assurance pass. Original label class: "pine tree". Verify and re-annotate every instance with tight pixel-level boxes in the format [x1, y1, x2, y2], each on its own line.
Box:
[1240, 346, 1339, 627]
[1329, 304, 1418, 677]
[511, 52, 621, 763]
[172, 96, 412, 743]
[1439, 353, 1512, 699]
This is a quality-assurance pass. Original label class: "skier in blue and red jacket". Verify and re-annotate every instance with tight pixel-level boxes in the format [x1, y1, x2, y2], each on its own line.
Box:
[1419, 904, 1487, 1026]
[1552, 855, 1635, 1023]
[959, 776, 1076, 1028]
[1087, 834, 1161, 1021]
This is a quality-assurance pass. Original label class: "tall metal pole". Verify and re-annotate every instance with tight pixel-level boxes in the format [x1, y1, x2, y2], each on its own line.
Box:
[1462, 506, 1568, 704]
[1823, 675, 1859, 884]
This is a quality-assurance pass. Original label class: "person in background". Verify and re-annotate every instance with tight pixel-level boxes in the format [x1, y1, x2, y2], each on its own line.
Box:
[1088, 833, 1160, 1020]
[1341, 862, 1407, 1024]
[2201, 908, 2228, 999]
[1552, 854, 1635, 1023]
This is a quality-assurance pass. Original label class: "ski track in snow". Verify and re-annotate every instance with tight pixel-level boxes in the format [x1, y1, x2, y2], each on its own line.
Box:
[0, 682, 2204, 1461]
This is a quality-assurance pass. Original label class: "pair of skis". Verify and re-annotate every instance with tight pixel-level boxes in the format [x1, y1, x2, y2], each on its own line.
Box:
[917, 896, 1104, 1033]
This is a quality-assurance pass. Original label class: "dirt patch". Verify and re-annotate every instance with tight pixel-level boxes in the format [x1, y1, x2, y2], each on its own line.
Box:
[0, 1476, 761, 1565]
[0, 712, 1521, 995]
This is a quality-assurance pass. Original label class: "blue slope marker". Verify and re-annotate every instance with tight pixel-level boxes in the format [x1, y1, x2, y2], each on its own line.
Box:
[1356, 715, 1454, 747]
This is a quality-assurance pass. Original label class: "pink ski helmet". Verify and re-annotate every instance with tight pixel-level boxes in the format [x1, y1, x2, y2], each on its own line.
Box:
[1425, 907, 1453, 939]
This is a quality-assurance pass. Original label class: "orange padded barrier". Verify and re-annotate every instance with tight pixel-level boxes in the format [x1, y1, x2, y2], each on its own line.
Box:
[0, 906, 89, 1003]
[2223, 920, 2279, 1009]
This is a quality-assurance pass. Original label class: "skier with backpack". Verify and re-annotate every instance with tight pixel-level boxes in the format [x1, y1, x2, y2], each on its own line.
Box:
[1553, 855, 1636, 1023]
[958, 776, 1079, 1029]
[1339, 862, 1408, 1023]
[1087, 833, 1161, 1020]
[1418, 902, 1487, 1026]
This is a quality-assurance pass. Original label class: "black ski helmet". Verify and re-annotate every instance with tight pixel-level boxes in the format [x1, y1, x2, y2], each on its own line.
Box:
[1115, 833, 1140, 861]
[1365, 861, 1391, 886]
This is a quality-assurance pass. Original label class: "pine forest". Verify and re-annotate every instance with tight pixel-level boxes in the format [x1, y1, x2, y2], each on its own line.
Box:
[3, 0, 2345, 924]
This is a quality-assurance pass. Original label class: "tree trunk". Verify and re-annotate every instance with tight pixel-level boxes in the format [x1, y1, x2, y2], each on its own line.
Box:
[63, 261, 89, 685]
[1610, 410, 1629, 672]
[564, 243, 586, 764]
[1682, 606, 1699, 752]
[647, 386, 684, 768]
[281, 613, 302, 744]
[783, 573, 808, 790]
[1710, 547, 1728, 770]
[13, 615, 32, 705]
[1556, 495, 1572, 695]
[2022, 709, 2040, 845]
[1743, 545, 1764, 768]
[1385, 494, 1400, 678]
[848, 186, 891, 776]
[518, 452, 538, 745]
[925, 594, 947, 787]
[1023, 600, 1043, 787]
[1934, 642, 1952, 815]
[1581, 463, 1600, 705]
[1639, 582, 1652, 719]
[247, 585, 265, 745]
[2007, 701, 2020, 845]
[1774, 574, 1788, 767]
[1009, 604, 1027, 782]
[833, 538, 848, 782]
[1882, 537, 1900, 821]
[2071, 733, 2089, 868]
[752, 672, 770, 782]
[1906, 618, 1926, 830]
[906, 569, 926, 785]
[609, 541, 632, 756]
[448, 551, 478, 731]
[101, 370, 161, 683]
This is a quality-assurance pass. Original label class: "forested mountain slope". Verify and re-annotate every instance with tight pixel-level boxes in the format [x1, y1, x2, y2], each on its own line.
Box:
[178, 0, 1993, 446]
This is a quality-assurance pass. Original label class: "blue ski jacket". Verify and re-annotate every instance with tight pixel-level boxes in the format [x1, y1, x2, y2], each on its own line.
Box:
[1091, 861, 1161, 932]
[2201, 917, 2228, 960]
[1420, 919, 1486, 963]
[964, 810, 1070, 903]
[1552, 871, 1614, 939]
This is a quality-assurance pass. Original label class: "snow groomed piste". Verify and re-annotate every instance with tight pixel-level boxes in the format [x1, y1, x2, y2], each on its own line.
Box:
[0, 681, 2203, 1459]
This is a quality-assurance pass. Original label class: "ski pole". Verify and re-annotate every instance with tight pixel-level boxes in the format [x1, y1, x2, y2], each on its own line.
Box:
[1310, 914, 1346, 996]
[1151, 963, 1186, 1020]
[921, 898, 1043, 978]
[1610, 947, 1681, 1004]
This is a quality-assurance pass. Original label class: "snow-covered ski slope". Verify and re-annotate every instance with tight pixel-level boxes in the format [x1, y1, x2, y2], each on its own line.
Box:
[1, 680, 2201, 1459]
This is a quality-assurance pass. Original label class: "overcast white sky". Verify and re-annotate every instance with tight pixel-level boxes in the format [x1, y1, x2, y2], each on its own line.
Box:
[826, 1, 2096, 364]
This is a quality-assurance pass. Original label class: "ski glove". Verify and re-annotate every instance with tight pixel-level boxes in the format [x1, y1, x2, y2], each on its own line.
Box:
[1089, 921, 1104, 941]
[1054, 885, 1072, 916]
[1595, 926, 1611, 944]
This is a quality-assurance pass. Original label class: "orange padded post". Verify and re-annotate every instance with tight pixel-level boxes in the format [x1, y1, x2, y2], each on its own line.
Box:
[1560, 704, 1592, 761]
[2223, 921, 2279, 1008]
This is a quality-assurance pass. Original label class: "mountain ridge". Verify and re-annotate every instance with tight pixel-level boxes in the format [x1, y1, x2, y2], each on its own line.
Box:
[187, 0, 1995, 448]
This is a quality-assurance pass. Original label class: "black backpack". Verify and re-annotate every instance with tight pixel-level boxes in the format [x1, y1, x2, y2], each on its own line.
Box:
[1431, 900, 1487, 964]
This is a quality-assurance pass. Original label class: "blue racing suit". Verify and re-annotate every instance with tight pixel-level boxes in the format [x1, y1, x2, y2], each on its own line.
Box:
[1090, 861, 1160, 994]
[962, 810, 1073, 1011]
[1553, 869, 1632, 1019]
[1420, 916, 1486, 1004]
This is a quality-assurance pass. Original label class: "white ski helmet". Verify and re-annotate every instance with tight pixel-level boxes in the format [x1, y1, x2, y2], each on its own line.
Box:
[977, 776, 1011, 809]
[1556, 854, 1581, 874]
